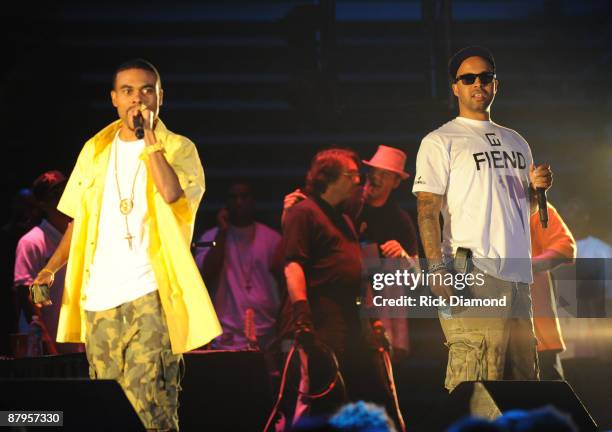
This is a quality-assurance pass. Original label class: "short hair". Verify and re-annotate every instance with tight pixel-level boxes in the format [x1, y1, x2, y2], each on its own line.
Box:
[32, 170, 67, 202]
[228, 179, 254, 195]
[227, 180, 256, 204]
[448, 46, 495, 80]
[112, 58, 161, 89]
[305, 148, 359, 196]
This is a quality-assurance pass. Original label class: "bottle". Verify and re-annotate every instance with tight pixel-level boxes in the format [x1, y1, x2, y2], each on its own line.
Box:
[244, 308, 259, 350]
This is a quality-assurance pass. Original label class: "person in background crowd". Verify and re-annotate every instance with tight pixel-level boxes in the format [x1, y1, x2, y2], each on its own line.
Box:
[283, 145, 419, 360]
[1, 187, 42, 356]
[555, 197, 612, 361]
[529, 203, 576, 379]
[282, 148, 400, 429]
[14, 170, 84, 355]
[196, 180, 283, 350]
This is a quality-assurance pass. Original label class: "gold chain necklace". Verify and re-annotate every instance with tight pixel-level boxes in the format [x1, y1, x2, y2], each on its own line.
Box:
[113, 133, 143, 249]
[229, 225, 256, 291]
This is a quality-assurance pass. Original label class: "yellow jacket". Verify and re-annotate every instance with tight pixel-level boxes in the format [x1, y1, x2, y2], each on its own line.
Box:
[57, 119, 221, 353]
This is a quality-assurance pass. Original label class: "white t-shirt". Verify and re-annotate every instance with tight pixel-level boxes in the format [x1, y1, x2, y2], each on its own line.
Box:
[413, 116, 534, 283]
[84, 133, 158, 311]
[194, 223, 281, 349]
[577, 236, 612, 260]
[558, 237, 612, 359]
[578, 236, 612, 299]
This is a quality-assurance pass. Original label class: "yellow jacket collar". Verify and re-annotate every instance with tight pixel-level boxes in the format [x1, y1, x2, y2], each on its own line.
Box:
[93, 118, 171, 157]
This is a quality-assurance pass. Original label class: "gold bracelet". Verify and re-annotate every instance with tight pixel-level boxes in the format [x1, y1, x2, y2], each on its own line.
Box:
[145, 143, 165, 155]
[39, 268, 55, 286]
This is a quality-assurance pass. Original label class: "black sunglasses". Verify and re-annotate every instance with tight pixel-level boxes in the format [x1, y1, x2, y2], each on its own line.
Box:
[454, 72, 496, 85]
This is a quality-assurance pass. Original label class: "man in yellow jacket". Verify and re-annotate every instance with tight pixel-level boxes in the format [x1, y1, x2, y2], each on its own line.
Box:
[32, 59, 221, 431]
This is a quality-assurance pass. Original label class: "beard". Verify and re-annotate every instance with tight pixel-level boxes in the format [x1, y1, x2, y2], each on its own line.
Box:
[466, 89, 495, 113]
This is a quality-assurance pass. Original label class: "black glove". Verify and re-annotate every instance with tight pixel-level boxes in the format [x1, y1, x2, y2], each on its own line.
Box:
[293, 300, 315, 350]
[371, 320, 391, 353]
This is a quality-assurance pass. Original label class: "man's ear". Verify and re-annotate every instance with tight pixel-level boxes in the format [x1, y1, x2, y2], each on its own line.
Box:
[451, 82, 459, 97]
[392, 175, 402, 190]
[111, 90, 118, 108]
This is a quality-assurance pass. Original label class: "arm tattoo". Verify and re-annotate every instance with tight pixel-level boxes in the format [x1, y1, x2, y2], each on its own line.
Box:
[416, 192, 444, 262]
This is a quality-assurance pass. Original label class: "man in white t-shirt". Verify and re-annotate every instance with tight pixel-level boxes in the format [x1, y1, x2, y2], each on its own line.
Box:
[412, 46, 553, 413]
[555, 197, 612, 360]
[195, 181, 282, 350]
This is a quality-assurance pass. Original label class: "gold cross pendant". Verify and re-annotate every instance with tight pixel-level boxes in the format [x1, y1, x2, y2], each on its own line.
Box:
[125, 233, 134, 250]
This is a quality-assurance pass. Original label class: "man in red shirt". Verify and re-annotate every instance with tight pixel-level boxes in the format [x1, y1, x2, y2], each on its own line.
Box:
[530, 204, 576, 379]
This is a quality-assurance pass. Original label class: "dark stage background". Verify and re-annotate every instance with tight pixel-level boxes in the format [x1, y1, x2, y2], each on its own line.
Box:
[1, 0, 611, 430]
[2, 0, 611, 236]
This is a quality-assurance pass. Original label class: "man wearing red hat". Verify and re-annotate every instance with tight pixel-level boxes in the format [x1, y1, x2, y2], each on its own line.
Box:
[349, 145, 418, 360]
[413, 46, 553, 413]
[357, 145, 418, 261]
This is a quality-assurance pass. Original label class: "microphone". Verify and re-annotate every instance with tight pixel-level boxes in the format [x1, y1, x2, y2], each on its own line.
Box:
[372, 320, 391, 353]
[191, 241, 217, 249]
[537, 188, 548, 228]
[134, 113, 145, 139]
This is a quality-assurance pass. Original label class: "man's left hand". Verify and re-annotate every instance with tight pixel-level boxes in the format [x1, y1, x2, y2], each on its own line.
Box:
[380, 240, 407, 258]
[529, 163, 553, 191]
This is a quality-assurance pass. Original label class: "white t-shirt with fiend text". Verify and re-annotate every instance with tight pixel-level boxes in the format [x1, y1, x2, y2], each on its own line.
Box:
[413, 116, 534, 283]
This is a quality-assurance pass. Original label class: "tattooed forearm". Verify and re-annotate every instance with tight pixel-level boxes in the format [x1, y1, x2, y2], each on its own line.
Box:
[416, 192, 444, 262]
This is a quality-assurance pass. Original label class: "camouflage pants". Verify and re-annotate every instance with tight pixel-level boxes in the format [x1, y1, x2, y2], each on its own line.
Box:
[439, 271, 539, 419]
[85, 291, 182, 431]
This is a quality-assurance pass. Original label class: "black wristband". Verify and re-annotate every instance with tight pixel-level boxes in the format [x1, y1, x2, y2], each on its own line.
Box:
[292, 300, 315, 349]
[293, 300, 312, 324]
